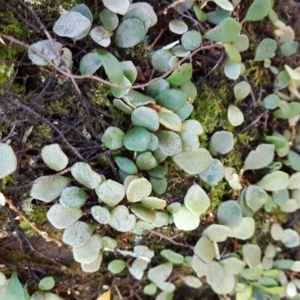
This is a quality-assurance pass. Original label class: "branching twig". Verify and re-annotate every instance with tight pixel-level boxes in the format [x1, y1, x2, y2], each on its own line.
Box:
[0, 34, 222, 91]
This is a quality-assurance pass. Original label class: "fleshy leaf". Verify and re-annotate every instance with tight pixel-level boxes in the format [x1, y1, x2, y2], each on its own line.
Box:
[244, 144, 275, 170]
[194, 236, 216, 263]
[59, 186, 88, 208]
[109, 205, 136, 232]
[173, 205, 200, 231]
[30, 176, 71, 202]
[184, 184, 210, 216]
[256, 171, 289, 191]
[102, 0, 130, 15]
[96, 180, 125, 207]
[126, 178, 152, 203]
[101, 126, 124, 150]
[233, 81, 251, 100]
[254, 38, 277, 61]
[243, 0, 272, 21]
[209, 131, 234, 155]
[217, 200, 242, 227]
[227, 105, 244, 126]
[243, 244, 262, 268]
[0, 143, 17, 179]
[108, 259, 126, 274]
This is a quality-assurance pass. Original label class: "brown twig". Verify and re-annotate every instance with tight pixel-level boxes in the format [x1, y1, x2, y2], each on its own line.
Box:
[148, 27, 167, 50]
[4, 197, 62, 246]
[147, 229, 193, 249]
[0, 34, 222, 90]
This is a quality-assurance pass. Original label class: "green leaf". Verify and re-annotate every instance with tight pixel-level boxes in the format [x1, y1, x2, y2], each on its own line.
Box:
[156, 89, 187, 112]
[205, 18, 242, 43]
[158, 112, 182, 132]
[209, 131, 234, 155]
[53, 11, 91, 41]
[280, 199, 298, 213]
[256, 171, 289, 191]
[151, 49, 173, 73]
[173, 205, 200, 231]
[71, 162, 102, 189]
[81, 253, 103, 273]
[211, 273, 236, 294]
[149, 176, 168, 195]
[6, 272, 25, 300]
[123, 126, 151, 152]
[206, 6, 230, 24]
[38, 277, 55, 291]
[288, 151, 300, 171]
[131, 107, 159, 132]
[243, 244, 262, 268]
[217, 200, 242, 227]
[115, 18, 146, 48]
[94, 49, 123, 83]
[244, 144, 275, 170]
[59, 186, 88, 209]
[220, 257, 246, 274]
[262, 94, 280, 109]
[99, 8, 119, 31]
[193, 5, 207, 22]
[0, 143, 17, 179]
[181, 276, 202, 288]
[108, 259, 126, 274]
[288, 172, 300, 189]
[194, 236, 216, 263]
[213, 0, 234, 11]
[123, 90, 155, 108]
[96, 179, 125, 207]
[224, 43, 241, 63]
[160, 249, 184, 265]
[166, 63, 192, 86]
[136, 152, 158, 171]
[207, 261, 225, 286]
[156, 130, 182, 156]
[281, 229, 300, 248]
[233, 34, 250, 52]
[180, 132, 200, 152]
[146, 79, 170, 98]
[101, 126, 125, 150]
[28, 40, 62, 66]
[144, 283, 157, 295]
[203, 224, 231, 242]
[280, 41, 299, 57]
[130, 203, 156, 223]
[254, 38, 277, 61]
[47, 204, 82, 229]
[228, 217, 255, 240]
[90, 26, 113, 47]
[30, 176, 71, 202]
[73, 235, 102, 264]
[199, 159, 224, 185]
[270, 223, 283, 241]
[181, 120, 203, 135]
[169, 19, 188, 34]
[114, 156, 137, 175]
[91, 206, 111, 224]
[273, 259, 294, 270]
[184, 184, 210, 216]
[62, 222, 93, 249]
[224, 59, 241, 79]
[243, 0, 272, 21]
[70, 4, 92, 21]
[240, 266, 263, 280]
[148, 262, 173, 284]
[272, 189, 289, 206]
[181, 30, 202, 50]
[102, 0, 130, 15]
[126, 178, 152, 203]
[79, 52, 102, 75]
[109, 205, 136, 232]
[245, 185, 268, 212]
[234, 81, 251, 100]
[191, 255, 209, 278]
[227, 104, 244, 126]
[172, 148, 213, 175]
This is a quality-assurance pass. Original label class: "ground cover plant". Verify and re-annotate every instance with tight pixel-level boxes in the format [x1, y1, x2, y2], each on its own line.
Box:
[0, 0, 300, 299]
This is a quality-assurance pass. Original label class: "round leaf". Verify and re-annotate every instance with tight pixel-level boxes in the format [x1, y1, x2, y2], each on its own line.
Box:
[47, 204, 82, 229]
[115, 18, 146, 48]
[281, 229, 300, 248]
[244, 144, 275, 170]
[199, 159, 224, 185]
[184, 184, 210, 216]
[90, 26, 113, 47]
[244, 0, 272, 21]
[126, 177, 152, 203]
[166, 63, 192, 86]
[96, 179, 125, 207]
[254, 38, 277, 62]
[62, 221, 94, 248]
[148, 262, 173, 284]
[91, 206, 111, 224]
[242, 244, 262, 268]
[109, 205, 136, 232]
[73, 234, 102, 264]
[194, 236, 216, 263]
[108, 259, 126, 274]
[234, 81, 251, 100]
[203, 224, 231, 242]
[227, 105, 244, 126]
[245, 185, 268, 212]
[101, 126, 124, 150]
[131, 107, 159, 131]
[217, 200, 242, 227]
[209, 131, 234, 155]
[102, 0, 130, 15]
[124, 126, 151, 152]
[30, 176, 71, 202]
[79, 52, 102, 75]
[172, 148, 213, 175]
[59, 186, 88, 208]
[181, 30, 202, 50]
[173, 204, 200, 231]
[257, 171, 289, 191]
[53, 11, 91, 40]
[0, 143, 17, 179]
[100, 8, 119, 30]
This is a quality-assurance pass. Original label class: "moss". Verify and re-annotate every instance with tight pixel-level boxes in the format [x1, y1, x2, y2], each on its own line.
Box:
[36, 124, 52, 139]
[207, 181, 227, 212]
